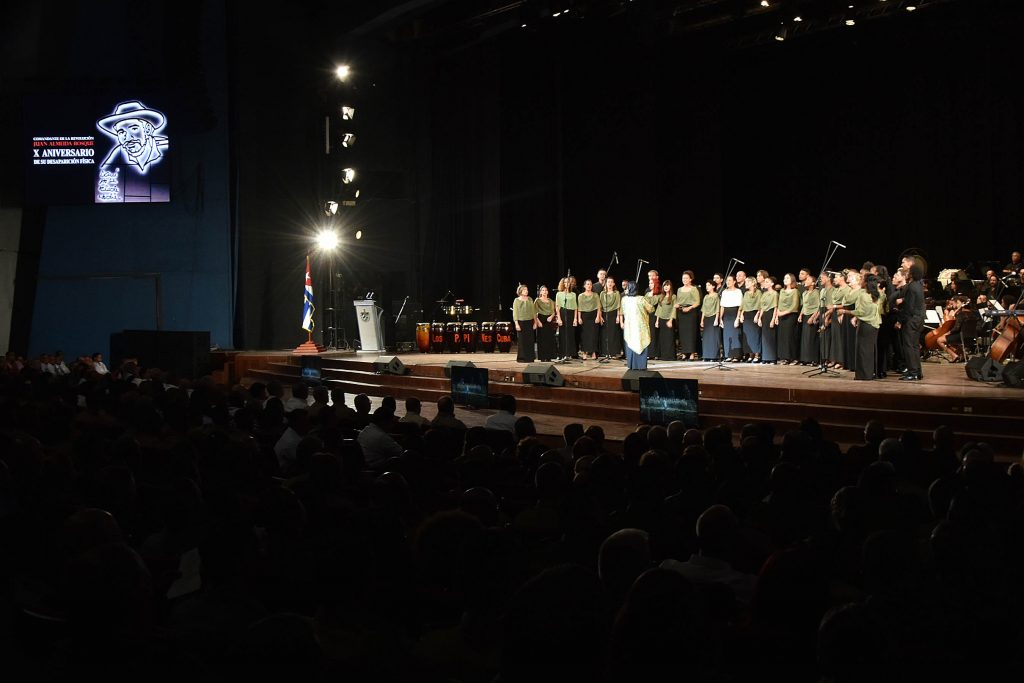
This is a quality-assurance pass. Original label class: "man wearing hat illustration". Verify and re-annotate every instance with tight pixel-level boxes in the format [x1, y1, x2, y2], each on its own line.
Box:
[97, 100, 168, 173]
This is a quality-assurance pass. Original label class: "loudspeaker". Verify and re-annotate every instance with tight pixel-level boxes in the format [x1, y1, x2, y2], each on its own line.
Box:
[444, 359, 476, 378]
[1003, 361, 1024, 388]
[373, 356, 407, 375]
[522, 363, 564, 387]
[110, 330, 210, 379]
[965, 357, 1004, 382]
[621, 369, 663, 392]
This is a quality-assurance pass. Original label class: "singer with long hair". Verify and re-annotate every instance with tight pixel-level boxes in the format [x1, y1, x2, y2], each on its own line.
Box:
[600, 277, 623, 358]
[674, 270, 701, 361]
[645, 270, 661, 358]
[757, 275, 779, 364]
[556, 276, 578, 361]
[621, 281, 655, 370]
[700, 280, 722, 361]
[577, 279, 602, 360]
[773, 273, 801, 365]
[654, 279, 677, 361]
[535, 284, 558, 362]
[818, 272, 834, 363]
[719, 274, 743, 361]
[739, 276, 762, 363]
[827, 271, 848, 369]
[513, 284, 539, 363]
[798, 270, 821, 366]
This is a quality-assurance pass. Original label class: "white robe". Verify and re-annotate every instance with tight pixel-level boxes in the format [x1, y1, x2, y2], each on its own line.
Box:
[621, 295, 654, 354]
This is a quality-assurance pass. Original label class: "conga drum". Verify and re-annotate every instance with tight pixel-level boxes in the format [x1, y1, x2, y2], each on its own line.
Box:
[416, 322, 431, 353]
[430, 322, 446, 353]
[495, 321, 513, 353]
[446, 322, 462, 352]
[479, 322, 496, 353]
[461, 321, 478, 353]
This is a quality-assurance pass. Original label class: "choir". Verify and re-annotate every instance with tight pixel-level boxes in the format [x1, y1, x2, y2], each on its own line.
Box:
[513, 262, 911, 381]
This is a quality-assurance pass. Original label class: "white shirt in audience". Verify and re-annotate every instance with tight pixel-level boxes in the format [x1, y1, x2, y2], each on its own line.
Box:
[274, 427, 303, 472]
[357, 422, 404, 469]
[660, 554, 757, 605]
[93, 361, 110, 375]
[283, 396, 311, 413]
[484, 410, 517, 433]
[400, 411, 429, 427]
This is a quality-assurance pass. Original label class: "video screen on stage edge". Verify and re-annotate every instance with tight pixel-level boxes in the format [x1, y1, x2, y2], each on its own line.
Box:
[24, 94, 171, 204]
[451, 366, 489, 409]
[639, 377, 700, 428]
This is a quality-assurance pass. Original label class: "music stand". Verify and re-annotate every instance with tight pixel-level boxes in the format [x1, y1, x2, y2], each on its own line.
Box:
[805, 241, 844, 378]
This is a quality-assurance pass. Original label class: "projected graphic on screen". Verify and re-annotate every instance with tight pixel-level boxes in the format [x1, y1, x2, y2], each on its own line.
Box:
[26, 96, 170, 204]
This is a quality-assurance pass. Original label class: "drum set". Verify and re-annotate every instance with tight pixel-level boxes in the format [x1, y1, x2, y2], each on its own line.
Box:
[414, 297, 513, 354]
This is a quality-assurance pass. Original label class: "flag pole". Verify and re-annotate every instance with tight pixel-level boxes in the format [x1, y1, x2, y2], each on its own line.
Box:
[295, 252, 325, 354]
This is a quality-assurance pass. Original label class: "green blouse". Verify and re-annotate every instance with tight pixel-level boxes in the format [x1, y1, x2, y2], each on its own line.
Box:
[852, 289, 881, 328]
[778, 288, 801, 313]
[800, 288, 821, 316]
[556, 291, 577, 310]
[513, 297, 536, 321]
[600, 291, 621, 313]
[675, 287, 700, 310]
[655, 297, 676, 320]
[820, 287, 835, 308]
[535, 298, 555, 317]
[759, 289, 779, 311]
[841, 286, 858, 308]
[741, 289, 762, 312]
[577, 292, 601, 313]
[701, 292, 720, 317]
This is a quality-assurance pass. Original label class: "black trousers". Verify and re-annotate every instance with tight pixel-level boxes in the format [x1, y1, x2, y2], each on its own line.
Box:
[902, 317, 923, 376]
[516, 322, 536, 362]
[855, 323, 878, 380]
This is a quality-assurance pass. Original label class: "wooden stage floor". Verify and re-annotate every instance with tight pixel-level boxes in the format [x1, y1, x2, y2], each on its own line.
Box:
[236, 350, 1024, 457]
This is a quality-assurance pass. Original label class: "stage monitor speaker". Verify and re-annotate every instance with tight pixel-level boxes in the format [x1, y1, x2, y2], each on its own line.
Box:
[965, 357, 1004, 383]
[1003, 361, 1024, 388]
[110, 330, 210, 379]
[522, 363, 564, 387]
[621, 369, 663, 392]
[444, 359, 476, 378]
[373, 356, 407, 375]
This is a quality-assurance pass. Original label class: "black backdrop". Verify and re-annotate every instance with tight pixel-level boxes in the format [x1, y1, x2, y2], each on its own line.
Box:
[224, 1, 1024, 349]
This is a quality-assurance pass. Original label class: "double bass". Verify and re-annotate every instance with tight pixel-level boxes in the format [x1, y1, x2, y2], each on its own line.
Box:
[924, 301, 957, 351]
[989, 308, 1024, 362]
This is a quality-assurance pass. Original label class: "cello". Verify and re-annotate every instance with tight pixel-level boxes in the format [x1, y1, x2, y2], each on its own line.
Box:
[924, 301, 956, 351]
[989, 307, 1023, 362]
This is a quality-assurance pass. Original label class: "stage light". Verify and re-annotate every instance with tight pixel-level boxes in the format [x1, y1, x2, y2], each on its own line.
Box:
[553, 10, 562, 17]
[521, 22, 527, 27]
[774, 25, 788, 41]
[341, 106, 355, 120]
[760, 1, 770, 7]
[324, 200, 338, 216]
[316, 229, 339, 251]
[355, 230, 363, 240]
[794, 15, 803, 22]
[342, 168, 356, 184]
[342, 133, 356, 148]
[335, 64, 351, 81]
[905, 3, 917, 10]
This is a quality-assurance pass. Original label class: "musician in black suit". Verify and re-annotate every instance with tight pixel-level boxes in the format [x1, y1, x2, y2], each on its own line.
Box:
[897, 259, 926, 381]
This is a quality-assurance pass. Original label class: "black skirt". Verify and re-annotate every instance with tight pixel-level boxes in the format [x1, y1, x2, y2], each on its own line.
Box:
[677, 308, 699, 354]
[855, 322, 878, 380]
[799, 319, 820, 364]
[702, 316, 722, 360]
[843, 309, 857, 370]
[601, 312, 623, 356]
[777, 314, 799, 361]
[648, 311, 660, 359]
[516, 321, 536, 363]
[760, 309, 777, 362]
[722, 307, 742, 359]
[580, 309, 599, 355]
[536, 315, 557, 361]
[828, 315, 844, 364]
[657, 318, 676, 360]
[558, 307, 576, 358]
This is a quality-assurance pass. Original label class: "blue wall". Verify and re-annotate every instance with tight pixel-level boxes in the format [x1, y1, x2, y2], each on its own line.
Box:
[26, 2, 233, 360]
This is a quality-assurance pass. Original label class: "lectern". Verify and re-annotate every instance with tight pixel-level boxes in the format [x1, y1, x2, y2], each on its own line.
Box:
[353, 300, 385, 353]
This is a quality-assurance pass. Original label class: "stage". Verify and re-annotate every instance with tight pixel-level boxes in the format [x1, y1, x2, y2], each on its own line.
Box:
[235, 350, 1024, 457]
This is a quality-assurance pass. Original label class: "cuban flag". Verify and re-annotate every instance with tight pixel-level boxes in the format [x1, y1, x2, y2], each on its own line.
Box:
[301, 256, 315, 332]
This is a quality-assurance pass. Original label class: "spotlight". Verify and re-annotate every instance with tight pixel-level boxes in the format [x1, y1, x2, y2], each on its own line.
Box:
[760, 0, 770, 6]
[342, 133, 356, 148]
[521, 22, 527, 28]
[553, 10, 562, 17]
[324, 200, 338, 216]
[341, 187, 360, 207]
[342, 168, 356, 184]
[774, 25, 788, 41]
[794, 15, 803, 22]
[315, 229, 339, 251]
[845, 17, 856, 25]
[905, 3, 917, 10]
[341, 106, 355, 120]
[335, 64, 351, 81]
[355, 230, 363, 240]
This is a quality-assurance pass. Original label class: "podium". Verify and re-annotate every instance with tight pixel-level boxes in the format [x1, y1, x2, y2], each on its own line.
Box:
[353, 299, 385, 352]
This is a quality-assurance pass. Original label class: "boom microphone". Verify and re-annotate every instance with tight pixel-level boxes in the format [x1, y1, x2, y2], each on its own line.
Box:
[614, 251, 619, 264]
[733, 258, 746, 265]
[832, 241, 847, 248]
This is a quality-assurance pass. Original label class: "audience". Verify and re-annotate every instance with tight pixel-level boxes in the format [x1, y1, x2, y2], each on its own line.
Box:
[484, 394, 517, 432]
[1, 359, 1022, 683]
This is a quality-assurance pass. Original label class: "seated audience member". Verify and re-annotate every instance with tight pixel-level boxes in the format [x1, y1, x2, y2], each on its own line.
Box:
[53, 351, 71, 375]
[599, 528, 653, 608]
[91, 352, 110, 375]
[353, 393, 372, 428]
[40, 354, 57, 375]
[513, 415, 537, 442]
[284, 382, 310, 412]
[400, 396, 430, 428]
[357, 407, 404, 469]
[307, 385, 331, 419]
[274, 409, 310, 474]
[661, 504, 757, 605]
[484, 394, 517, 433]
[431, 395, 467, 430]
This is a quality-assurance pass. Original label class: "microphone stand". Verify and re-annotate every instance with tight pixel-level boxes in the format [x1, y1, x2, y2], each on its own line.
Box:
[805, 241, 844, 378]
[704, 258, 741, 372]
[635, 259, 649, 287]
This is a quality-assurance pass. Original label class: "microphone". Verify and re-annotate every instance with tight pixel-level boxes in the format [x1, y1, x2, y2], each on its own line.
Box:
[733, 258, 746, 265]
[614, 251, 619, 264]
[639, 258, 650, 264]
[832, 240, 847, 248]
